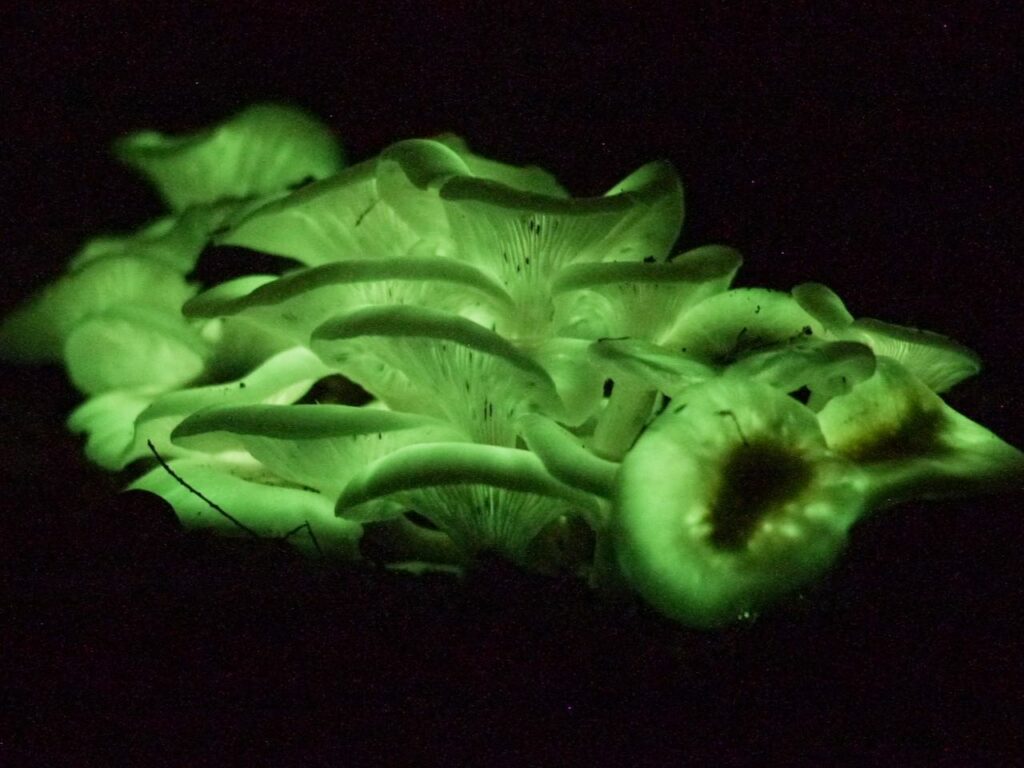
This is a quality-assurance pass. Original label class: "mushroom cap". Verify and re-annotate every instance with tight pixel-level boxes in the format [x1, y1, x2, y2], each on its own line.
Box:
[552, 245, 742, 342]
[116, 103, 343, 211]
[311, 304, 564, 444]
[336, 441, 602, 560]
[172, 403, 466, 497]
[183, 257, 513, 344]
[614, 376, 868, 628]
[817, 357, 1024, 506]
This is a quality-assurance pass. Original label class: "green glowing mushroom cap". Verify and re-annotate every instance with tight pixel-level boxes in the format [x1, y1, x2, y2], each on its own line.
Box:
[664, 287, 825, 367]
[116, 103, 344, 211]
[183, 257, 514, 345]
[311, 304, 564, 443]
[66, 390, 154, 471]
[172, 403, 467, 498]
[217, 158, 416, 265]
[817, 357, 1024, 506]
[0, 255, 197, 363]
[218, 134, 565, 268]
[336, 442, 602, 562]
[64, 304, 209, 395]
[614, 377, 869, 628]
[436, 160, 684, 339]
[793, 282, 981, 392]
[374, 138, 471, 240]
[69, 346, 331, 471]
[552, 244, 742, 342]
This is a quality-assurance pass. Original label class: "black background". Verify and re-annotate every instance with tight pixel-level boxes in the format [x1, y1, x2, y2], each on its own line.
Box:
[3, 3, 1022, 763]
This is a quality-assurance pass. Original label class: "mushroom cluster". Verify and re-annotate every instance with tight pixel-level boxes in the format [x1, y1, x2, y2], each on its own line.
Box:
[3, 103, 1021, 627]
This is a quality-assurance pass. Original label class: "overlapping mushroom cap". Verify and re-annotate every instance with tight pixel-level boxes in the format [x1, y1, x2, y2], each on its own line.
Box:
[2, 103, 1020, 628]
[614, 377, 871, 627]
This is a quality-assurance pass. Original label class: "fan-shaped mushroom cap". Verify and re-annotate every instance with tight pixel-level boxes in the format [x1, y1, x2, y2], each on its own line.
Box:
[336, 442, 602, 562]
[172, 403, 467, 498]
[817, 357, 1024, 506]
[116, 103, 343, 211]
[312, 305, 563, 444]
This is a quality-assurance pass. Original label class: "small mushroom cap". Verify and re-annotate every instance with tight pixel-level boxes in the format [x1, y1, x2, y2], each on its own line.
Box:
[552, 245, 742, 342]
[172, 403, 466, 497]
[311, 305, 564, 443]
[792, 282, 981, 392]
[67, 390, 154, 471]
[664, 287, 825, 367]
[817, 357, 1024, 506]
[64, 305, 208, 395]
[336, 442, 602, 559]
[845, 318, 981, 393]
[115, 103, 343, 211]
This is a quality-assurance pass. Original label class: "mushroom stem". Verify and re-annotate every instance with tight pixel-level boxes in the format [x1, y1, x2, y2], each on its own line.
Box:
[587, 532, 633, 599]
[590, 379, 657, 461]
[516, 413, 618, 499]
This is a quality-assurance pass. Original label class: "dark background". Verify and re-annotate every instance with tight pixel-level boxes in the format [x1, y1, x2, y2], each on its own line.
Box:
[3, 3, 1022, 763]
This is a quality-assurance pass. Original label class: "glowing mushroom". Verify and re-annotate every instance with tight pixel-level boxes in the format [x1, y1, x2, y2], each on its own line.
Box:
[311, 304, 564, 444]
[552, 245, 742, 343]
[68, 346, 331, 470]
[436, 160, 684, 340]
[613, 377, 870, 628]
[115, 102, 343, 212]
[183, 257, 514, 346]
[2, 102, 1019, 628]
[816, 357, 1024, 507]
[336, 442, 602, 566]
[171, 403, 467, 499]
[793, 282, 981, 392]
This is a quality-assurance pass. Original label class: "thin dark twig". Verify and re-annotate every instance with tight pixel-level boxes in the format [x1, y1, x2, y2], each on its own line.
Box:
[354, 196, 379, 226]
[283, 521, 324, 558]
[146, 440, 260, 538]
[717, 410, 750, 446]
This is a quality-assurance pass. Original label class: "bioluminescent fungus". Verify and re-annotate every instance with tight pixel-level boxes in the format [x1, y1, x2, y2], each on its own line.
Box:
[613, 377, 870, 627]
[3, 103, 1021, 627]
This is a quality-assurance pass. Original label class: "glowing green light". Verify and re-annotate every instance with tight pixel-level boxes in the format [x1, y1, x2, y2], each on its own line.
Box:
[115, 103, 344, 211]
[614, 377, 870, 628]
[2, 102, 1021, 628]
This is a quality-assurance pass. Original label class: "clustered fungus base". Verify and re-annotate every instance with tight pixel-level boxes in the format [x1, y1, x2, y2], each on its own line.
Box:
[3, 103, 1021, 628]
